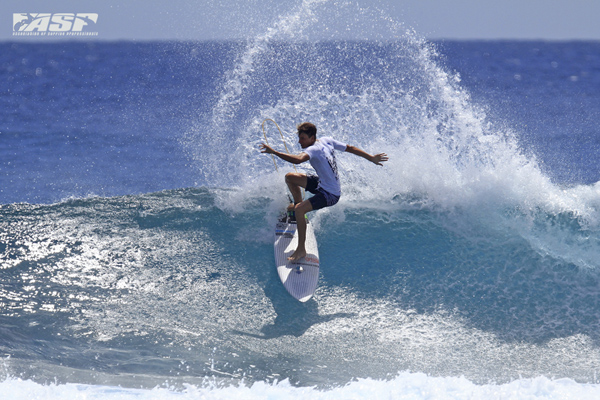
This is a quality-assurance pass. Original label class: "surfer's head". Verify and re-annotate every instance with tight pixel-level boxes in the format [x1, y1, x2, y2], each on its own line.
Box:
[297, 122, 317, 149]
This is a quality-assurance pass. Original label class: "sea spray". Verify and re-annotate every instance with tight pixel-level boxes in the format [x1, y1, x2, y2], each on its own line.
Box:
[184, 0, 532, 210]
[182, 0, 600, 272]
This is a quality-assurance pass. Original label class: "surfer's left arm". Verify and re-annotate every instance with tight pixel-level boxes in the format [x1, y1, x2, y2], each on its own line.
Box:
[345, 145, 389, 166]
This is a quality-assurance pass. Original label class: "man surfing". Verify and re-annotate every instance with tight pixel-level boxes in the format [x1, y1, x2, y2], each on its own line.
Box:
[260, 122, 388, 261]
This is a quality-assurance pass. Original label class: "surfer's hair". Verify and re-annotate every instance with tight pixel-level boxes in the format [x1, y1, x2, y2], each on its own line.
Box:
[297, 122, 317, 138]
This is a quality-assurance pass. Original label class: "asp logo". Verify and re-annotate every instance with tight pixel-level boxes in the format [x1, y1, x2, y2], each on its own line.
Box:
[13, 13, 99, 36]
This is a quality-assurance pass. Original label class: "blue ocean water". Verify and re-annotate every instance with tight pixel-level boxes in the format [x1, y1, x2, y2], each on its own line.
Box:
[2, 2, 600, 399]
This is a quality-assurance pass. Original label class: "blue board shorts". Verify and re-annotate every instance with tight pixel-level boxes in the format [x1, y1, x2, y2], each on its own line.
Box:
[305, 174, 340, 211]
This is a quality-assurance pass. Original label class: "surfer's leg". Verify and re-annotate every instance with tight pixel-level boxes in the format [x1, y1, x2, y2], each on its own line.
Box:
[288, 200, 313, 262]
[285, 172, 307, 205]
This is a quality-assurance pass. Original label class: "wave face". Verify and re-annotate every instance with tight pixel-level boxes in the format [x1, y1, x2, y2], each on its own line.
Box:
[1, 186, 600, 390]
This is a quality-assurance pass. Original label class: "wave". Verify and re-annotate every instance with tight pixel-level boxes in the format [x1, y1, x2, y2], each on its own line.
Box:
[2, 188, 600, 387]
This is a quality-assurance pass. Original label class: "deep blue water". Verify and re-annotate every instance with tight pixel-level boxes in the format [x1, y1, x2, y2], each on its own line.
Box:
[1, 41, 239, 204]
[2, 7, 600, 399]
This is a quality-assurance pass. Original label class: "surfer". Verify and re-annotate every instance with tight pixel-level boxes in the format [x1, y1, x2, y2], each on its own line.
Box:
[260, 122, 388, 261]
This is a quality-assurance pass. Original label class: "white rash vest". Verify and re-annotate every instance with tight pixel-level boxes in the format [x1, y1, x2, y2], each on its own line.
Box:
[302, 137, 347, 196]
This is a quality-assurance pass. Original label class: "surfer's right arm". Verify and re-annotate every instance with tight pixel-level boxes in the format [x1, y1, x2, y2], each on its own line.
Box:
[260, 143, 309, 165]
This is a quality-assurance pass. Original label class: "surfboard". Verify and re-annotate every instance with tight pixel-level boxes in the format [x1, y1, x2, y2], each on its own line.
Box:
[274, 211, 320, 302]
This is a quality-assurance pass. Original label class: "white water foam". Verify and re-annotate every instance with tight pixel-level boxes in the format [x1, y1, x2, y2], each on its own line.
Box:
[2, 374, 600, 400]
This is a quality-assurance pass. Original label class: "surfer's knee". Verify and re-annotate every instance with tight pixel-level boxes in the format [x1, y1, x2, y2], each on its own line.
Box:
[285, 172, 304, 187]
[285, 172, 298, 183]
[294, 200, 312, 214]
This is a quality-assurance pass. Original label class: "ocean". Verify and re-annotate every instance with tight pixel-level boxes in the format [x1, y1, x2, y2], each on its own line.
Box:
[2, 1, 600, 399]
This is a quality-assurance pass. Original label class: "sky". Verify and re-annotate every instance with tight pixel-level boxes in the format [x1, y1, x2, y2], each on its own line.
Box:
[4, 0, 600, 41]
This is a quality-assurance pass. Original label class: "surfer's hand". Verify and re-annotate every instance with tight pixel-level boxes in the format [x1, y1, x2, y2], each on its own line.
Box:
[372, 153, 389, 166]
[260, 143, 275, 154]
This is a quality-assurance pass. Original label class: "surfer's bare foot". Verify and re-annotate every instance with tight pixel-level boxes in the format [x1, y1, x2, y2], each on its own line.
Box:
[288, 248, 306, 262]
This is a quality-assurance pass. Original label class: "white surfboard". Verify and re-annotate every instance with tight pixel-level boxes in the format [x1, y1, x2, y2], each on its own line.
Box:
[274, 212, 320, 302]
